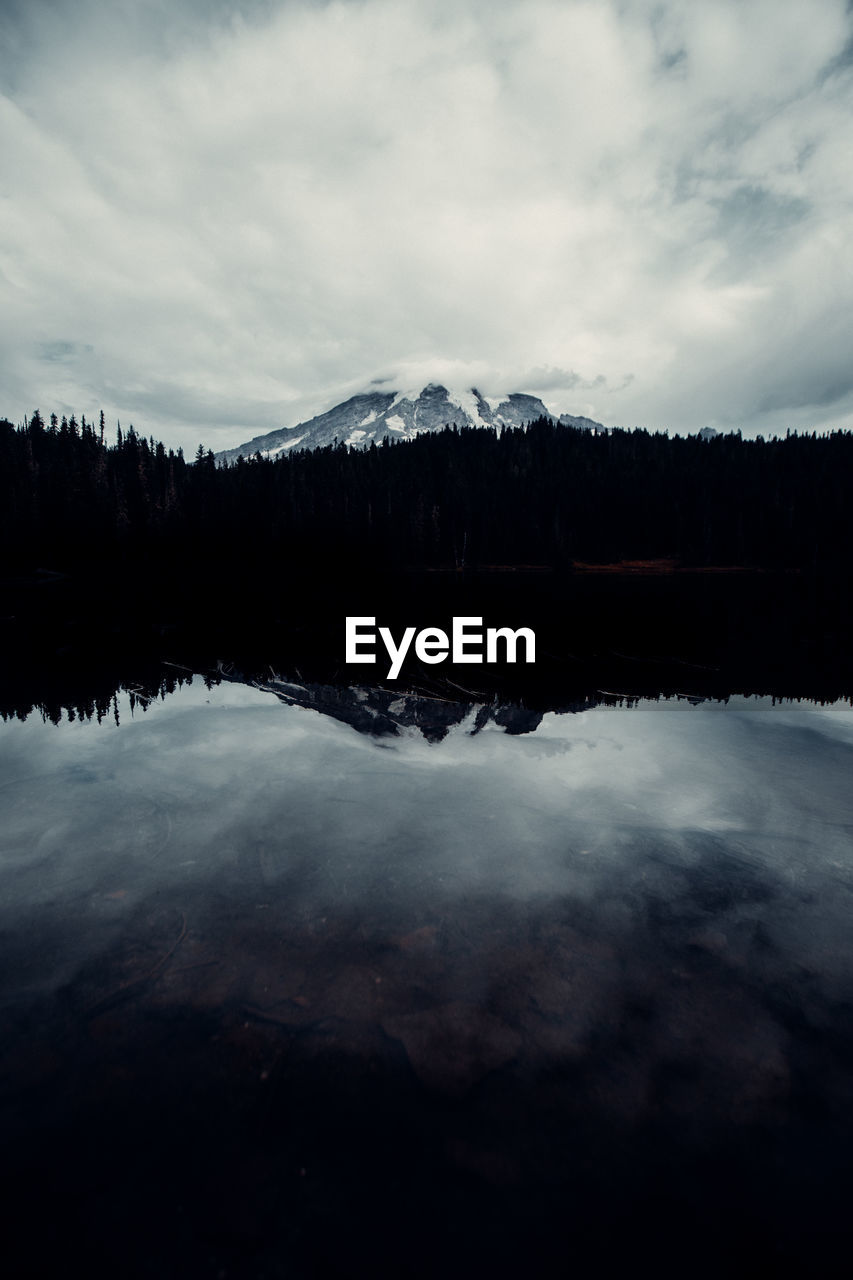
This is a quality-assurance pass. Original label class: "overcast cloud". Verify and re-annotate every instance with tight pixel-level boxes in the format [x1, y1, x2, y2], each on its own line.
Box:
[1, 0, 851, 451]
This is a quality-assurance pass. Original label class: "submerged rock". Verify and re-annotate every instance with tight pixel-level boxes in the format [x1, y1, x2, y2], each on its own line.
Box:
[382, 1000, 521, 1097]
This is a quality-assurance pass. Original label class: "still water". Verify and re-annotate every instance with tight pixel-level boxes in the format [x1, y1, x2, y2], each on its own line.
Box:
[2, 681, 853, 1276]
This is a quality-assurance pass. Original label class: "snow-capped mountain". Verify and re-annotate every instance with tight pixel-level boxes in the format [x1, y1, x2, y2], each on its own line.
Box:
[217, 670, 547, 742]
[216, 384, 603, 463]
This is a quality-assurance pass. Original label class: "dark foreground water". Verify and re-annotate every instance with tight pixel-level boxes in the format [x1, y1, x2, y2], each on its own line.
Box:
[2, 681, 853, 1277]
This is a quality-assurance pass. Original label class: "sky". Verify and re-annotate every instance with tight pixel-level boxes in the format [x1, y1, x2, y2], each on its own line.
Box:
[1, 0, 852, 453]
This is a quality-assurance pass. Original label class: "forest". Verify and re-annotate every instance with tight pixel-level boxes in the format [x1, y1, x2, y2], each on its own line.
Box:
[3, 409, 853, 721]
[1, 409, 852, 574]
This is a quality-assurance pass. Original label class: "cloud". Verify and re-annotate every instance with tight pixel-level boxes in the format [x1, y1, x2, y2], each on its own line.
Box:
[0, 0, 851, 450]
[38, 340, 94, 364]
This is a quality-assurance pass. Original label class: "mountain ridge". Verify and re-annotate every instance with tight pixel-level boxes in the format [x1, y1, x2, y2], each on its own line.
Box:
[215, 383, 604, 463]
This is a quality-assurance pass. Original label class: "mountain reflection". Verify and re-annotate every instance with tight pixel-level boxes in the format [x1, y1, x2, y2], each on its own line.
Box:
[3, 663, 851, 739]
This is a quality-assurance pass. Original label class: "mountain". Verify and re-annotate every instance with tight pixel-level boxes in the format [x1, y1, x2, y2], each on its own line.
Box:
[218, 669, 549, 742]
[215, 383, 604, 463]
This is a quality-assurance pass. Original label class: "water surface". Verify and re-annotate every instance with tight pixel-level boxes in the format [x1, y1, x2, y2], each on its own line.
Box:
[2, 683, 853, 1277]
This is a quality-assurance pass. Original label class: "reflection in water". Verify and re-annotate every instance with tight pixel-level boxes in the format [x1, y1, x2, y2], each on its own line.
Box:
[2, 681, 853, 1276]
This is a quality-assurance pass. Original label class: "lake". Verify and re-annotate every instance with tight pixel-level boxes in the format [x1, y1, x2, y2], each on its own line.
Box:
[2, 679, 853, 1277]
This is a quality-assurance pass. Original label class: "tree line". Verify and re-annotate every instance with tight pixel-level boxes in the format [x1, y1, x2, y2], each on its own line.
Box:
[2, 409, 851, 574]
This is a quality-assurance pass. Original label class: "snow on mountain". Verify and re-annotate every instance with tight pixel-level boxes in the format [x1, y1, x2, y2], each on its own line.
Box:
[215, 384, 604, 464]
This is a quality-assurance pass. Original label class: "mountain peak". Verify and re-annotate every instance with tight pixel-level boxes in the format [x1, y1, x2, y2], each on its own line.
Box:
[215, 384, 604, 464]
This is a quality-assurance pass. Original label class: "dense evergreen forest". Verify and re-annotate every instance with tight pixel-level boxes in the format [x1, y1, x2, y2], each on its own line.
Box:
[2, 410, 852, 574]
